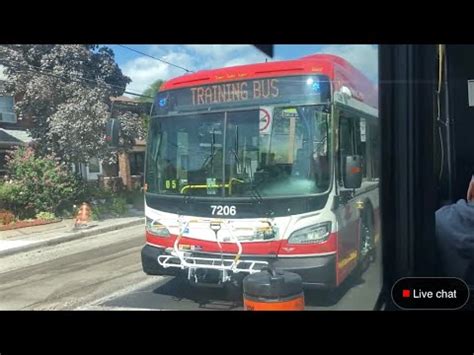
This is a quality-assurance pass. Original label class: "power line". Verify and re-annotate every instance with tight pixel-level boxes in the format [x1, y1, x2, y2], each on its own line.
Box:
[118, 45, 194, 73]
[2, 59, 121, 92]
[0, 57, 152, 99]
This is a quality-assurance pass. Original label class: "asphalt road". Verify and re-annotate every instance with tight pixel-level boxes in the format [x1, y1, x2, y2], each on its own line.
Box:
[0, 224, 382, 310]
[0, 225, 149, 310]
[87, 243, 383, 311]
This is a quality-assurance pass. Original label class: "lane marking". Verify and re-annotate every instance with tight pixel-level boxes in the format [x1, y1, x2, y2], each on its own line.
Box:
[77, 276, 168, 310]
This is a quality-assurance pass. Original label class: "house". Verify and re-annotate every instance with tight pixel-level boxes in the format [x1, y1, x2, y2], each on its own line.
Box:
[1, 80, 148, 189]
[111, 96, 149, 190]
[0, 80, 32, 175]
[81, 96, 150, 190]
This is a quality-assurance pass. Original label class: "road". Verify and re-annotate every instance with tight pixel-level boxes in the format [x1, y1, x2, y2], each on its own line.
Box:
[0, 225, 149, 310]
[0, 225, 382, 310]
[87, 244, 382, 310]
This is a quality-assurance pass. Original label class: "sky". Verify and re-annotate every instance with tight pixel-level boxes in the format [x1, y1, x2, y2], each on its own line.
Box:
[0, 45, 378, 96]
[107, 45, 378, 96]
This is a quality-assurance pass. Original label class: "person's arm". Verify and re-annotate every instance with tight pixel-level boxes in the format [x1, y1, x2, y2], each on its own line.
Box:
[467, 174, 474, 202]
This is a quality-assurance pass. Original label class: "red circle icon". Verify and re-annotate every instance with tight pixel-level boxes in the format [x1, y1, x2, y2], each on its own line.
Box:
[259, 108, 271, 131]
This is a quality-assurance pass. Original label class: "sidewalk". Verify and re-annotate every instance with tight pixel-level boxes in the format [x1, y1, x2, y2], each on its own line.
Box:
[0, 212, 145, 258]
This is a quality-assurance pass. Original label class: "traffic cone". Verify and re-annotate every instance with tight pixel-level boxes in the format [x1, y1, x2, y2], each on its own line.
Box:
[75, 202, 91, 228]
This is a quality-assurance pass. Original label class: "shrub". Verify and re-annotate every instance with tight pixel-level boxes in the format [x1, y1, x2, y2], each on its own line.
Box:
[89, 196, 129, 220]
[0, 209, 15, 225]
[122, 188, 143, 204]
[90, 204, 104, 221]
[5, 146, 83, 219]
[104, 177, 125, 193]
[57, 206, 75, 219]
[35, 211, 56, 221]
[109, 197, 128, 216]
[0, 182, 20, 211]
[128, 189, 144, 210]
[76, 183, 114, 204]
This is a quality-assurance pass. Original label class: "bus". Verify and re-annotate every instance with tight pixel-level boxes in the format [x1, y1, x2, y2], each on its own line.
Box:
[140, 54, 380, 289]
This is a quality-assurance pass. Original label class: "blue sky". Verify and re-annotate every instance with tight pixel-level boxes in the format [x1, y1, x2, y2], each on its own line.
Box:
[106, 45, 378, 96]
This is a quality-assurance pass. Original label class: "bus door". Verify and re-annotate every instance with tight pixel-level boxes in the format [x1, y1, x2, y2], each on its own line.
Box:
[335, 111, 363, 282]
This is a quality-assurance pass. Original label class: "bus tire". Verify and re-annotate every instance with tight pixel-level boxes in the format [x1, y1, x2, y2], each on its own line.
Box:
[359, 208, 375, 271]
[366, 209, 377, 263]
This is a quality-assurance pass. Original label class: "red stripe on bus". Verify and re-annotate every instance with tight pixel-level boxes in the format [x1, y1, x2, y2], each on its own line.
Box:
[146, 232, 280, 254]
[146, 231, 337, 256]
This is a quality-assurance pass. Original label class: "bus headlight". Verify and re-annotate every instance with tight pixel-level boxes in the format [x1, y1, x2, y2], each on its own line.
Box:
[146, 217, 170, 237]
[287, 222, 331, 244]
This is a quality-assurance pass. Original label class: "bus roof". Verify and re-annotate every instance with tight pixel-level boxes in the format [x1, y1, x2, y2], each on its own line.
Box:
[160, 54, 378, 109]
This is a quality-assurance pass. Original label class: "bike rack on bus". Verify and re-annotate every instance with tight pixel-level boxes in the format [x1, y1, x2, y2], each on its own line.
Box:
[157, 218, 269, 283]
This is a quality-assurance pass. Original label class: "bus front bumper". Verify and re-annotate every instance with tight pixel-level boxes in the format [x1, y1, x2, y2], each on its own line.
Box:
[141, 244, 337, 289]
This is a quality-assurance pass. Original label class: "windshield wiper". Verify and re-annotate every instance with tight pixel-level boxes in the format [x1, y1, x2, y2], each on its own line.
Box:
[200, 128, 217, 171]
[151, 123, 162, 163]
[231, 125, 243, 173]
[229, 150, 242, 176]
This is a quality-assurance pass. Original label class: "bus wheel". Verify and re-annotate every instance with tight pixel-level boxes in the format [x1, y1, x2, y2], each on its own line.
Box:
[359, 211, 375, 268]
[365, 210, 377, 263]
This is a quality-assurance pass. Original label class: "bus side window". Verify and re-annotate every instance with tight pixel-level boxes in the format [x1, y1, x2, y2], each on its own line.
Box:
[339, 114, 354, 185]
[369, 121, 381, 180]
[340, 112, 371, 183]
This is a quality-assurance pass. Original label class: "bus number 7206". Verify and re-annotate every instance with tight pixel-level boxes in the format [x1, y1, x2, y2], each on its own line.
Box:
[211, 205, 237, 216]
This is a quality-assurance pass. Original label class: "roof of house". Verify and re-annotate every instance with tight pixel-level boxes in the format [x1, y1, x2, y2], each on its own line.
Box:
[0, 128, 31, 145]
[111, 96, 137, 103]
[110, 96, 151, 116]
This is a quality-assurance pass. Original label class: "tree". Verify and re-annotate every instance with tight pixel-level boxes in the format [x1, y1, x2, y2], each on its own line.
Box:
[137, 79, 164, 133]
[0, 45, 144, 165]
[138, 79, 164, 103]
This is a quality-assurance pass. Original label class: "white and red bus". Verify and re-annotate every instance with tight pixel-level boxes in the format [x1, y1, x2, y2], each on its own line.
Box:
[140, 54, 380, 289]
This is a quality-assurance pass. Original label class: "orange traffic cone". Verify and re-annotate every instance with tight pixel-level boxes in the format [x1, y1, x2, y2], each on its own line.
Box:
[75, 202, 92, 228]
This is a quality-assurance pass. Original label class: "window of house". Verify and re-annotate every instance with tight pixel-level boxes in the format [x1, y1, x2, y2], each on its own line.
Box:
[88, 157, 101, 173]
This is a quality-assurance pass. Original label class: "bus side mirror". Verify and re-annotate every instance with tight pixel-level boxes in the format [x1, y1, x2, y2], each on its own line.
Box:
[344, 155, 363, 189]
[105, 118, 120, 147]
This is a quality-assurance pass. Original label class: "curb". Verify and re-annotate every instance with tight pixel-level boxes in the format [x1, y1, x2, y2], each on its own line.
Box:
[0, 217, 145, 258]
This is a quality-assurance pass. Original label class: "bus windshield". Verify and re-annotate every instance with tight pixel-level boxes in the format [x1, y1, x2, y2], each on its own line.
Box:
[146, 105, 330, 198]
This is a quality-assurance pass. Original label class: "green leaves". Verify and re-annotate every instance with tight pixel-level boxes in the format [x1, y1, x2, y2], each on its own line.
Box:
[1, 45, 138, 165]
[35, 211, 56, 221]
[138, 79, 164, 103]
[3, 147, 83, 219]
